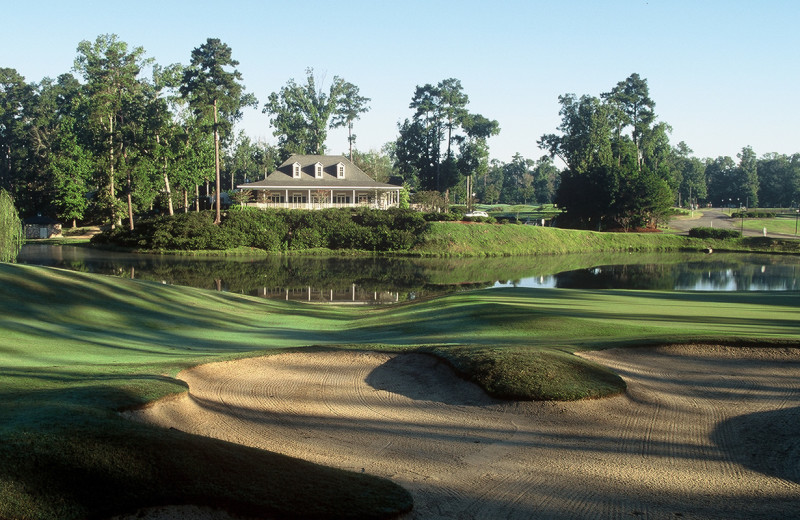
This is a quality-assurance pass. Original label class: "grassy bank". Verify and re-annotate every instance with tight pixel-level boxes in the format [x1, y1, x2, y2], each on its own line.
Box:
[1, 263, 799, 519]
[411, 221, 800, 256]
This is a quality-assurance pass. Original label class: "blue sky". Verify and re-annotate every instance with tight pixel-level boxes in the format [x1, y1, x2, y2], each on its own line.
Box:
[2, 0, 798, 163]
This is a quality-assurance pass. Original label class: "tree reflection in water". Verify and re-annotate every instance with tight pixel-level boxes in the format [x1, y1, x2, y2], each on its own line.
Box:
[18, 245, 800, 303]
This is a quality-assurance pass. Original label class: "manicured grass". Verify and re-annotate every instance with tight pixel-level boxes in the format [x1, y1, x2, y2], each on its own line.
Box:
[1, 263, 799, 519]
[412, 222, 696, 256]
[739, 214, 800, 236]
[411, 221, 800, 256]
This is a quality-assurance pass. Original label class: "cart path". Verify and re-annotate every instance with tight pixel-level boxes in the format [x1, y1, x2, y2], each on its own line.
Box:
[126, 346, 800, 519]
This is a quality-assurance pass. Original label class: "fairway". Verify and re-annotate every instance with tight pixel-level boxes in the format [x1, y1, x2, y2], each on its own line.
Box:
[1, 263, 799, 519]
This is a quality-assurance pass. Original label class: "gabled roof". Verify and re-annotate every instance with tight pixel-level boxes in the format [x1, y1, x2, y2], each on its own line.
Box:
[238, 155, 400, 189]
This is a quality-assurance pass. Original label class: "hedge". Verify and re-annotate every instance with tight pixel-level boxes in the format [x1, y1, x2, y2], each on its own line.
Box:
[92, 208, 431, 252]
[731, 211, 776, 219]
[688, 227, 742, 239]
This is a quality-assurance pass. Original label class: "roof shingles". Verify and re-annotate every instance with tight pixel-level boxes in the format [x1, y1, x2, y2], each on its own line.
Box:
[239, 155, 399, 189]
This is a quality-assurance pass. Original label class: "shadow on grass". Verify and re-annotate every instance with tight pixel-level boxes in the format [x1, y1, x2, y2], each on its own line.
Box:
[0, 385, 413, 520]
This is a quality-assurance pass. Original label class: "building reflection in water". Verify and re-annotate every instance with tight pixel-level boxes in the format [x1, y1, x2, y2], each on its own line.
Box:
[256, 284, 399, 304]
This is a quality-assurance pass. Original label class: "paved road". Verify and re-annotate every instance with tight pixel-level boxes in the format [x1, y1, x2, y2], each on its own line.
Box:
[669, 208, 798, 239]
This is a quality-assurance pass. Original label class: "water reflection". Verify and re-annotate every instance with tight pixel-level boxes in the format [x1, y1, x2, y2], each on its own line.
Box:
[494, 257, 799, 292]
[18, 244, 800, 303]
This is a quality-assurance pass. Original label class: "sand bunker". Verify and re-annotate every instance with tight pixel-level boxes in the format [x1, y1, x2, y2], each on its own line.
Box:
[124, 346, 800, 519]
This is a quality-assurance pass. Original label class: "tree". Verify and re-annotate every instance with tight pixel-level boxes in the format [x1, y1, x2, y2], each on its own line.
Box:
[48, 117, 93, 226]
[556, 164, 621, 230]
[437, 78, 470, 159]
[459, 114, 500, 209]
[74, 34, 151, 228]
[138, 62, 185, 216]
[542, 74, 674, 230]
[252, 139, 279, 181]
[501, 153, 534, 204]
[737, 145, 758, 208]
[329, 81, 370, 159]
[264, 68, 367, 160]
[351, 147, 395, 183]
[673, 142, 707, 207]
[532, 156, 560, 204]
[395, 79, 497, 198]
[758, 153, 800, 207]
[538, 94, 613, 174]
[705, 156, 737, 207]
[602, 73, 656, 171]
[181, 38, 255, 224]
[0, 189, 23, 262]
[223, 131, 260, 190]
[29, 73, 91, 220]
[476, 159, 504, 204]
[393, 117, 429, 189]
[0, 68, 36, 206]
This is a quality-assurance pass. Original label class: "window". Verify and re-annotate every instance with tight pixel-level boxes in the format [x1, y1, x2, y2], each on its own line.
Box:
[292, 162, 301, 178]
[337, 162, 345, 179]
[335, 194, 349, 204]
[314, 162, 323, 179]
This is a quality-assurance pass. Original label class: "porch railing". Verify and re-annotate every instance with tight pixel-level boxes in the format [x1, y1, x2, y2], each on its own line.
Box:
[245, 201, 397, 210]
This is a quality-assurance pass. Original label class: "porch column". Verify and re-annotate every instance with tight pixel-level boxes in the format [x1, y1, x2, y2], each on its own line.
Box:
[330, 189, 334, 207]
[352, 189, 356, 205]
[308, 189, 312, 209]
[284, 189, 288, 207]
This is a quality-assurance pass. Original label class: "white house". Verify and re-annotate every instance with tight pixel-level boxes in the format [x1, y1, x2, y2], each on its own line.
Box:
[237, 155, 402, 210]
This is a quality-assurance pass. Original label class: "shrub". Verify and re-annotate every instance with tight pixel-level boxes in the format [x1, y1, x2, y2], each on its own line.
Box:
[93, 207, 432, 252]
[290, 227, 325, 249]
[731, 211, 776, 219]
[688, 227, 742, 239]
[222, 209, 287, 251]
[424, 212, 461, 222]
[463, 216, 495, 223]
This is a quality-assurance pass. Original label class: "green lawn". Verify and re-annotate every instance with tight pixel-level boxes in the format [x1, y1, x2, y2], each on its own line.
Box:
[1, 262, 798, 519]
[739, 214, 800, 236]
[412, 221, 800, 256]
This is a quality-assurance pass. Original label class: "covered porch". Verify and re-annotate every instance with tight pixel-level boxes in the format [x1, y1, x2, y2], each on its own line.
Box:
[245, 187, 402, 210]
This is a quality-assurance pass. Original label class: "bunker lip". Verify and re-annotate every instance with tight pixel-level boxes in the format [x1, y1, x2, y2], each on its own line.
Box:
[122, 346, 800, 519]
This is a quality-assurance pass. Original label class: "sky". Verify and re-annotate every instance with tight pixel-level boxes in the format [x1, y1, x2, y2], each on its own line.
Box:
[2, 0, 798, 164]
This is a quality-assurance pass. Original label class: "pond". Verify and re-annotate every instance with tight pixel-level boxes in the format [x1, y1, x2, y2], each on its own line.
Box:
[17, 244, 800, 303]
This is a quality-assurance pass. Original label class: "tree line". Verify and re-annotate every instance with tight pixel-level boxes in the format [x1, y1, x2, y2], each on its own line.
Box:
[534, 73, 800, 229]
[0, 35, 371, 230]
[1, 34, 798, 232]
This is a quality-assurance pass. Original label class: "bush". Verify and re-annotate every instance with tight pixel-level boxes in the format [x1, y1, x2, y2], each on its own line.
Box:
[222, 209, 287, 251]
[93, 207, 432, 252]
[462, 216, 495, 223]
[424, 212, 461, 222]
[688, 227, 742, 239]
[731, 211, 776, 219]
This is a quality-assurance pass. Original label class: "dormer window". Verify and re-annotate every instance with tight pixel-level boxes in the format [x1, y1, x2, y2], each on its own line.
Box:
[292, 162, 301, 179]
[314, 162, 324, 179]
[336, 162, 345, 179]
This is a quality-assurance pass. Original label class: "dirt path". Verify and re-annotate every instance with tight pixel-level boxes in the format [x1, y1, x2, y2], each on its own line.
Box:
[126, 347, 800, 519]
